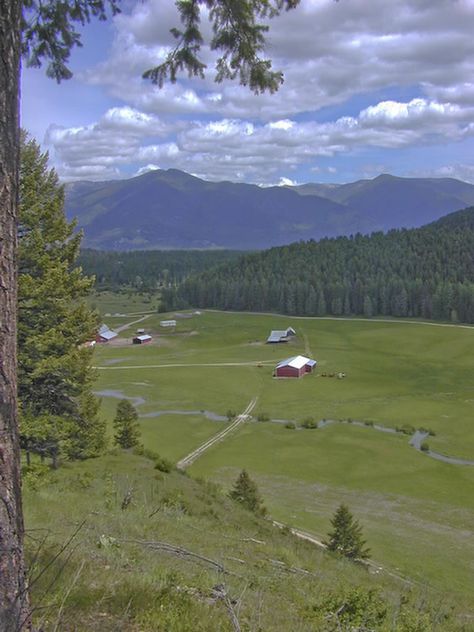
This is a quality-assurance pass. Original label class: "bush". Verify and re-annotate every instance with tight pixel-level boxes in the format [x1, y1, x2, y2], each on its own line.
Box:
[226, 409, 237, 421]
[301, 417, 318, 429]
[155, 456, 173, 473]
[364, 420, 374, 427]
[284, 421, 296, 429]
[257, 412, 270, 422]
[420, 442, 430, 452]
[22, 462, 50, 490]
[396, 424, 416, 435]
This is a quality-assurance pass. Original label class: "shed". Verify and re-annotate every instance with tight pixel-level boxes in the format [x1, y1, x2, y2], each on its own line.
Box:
[160, 319, 177, 328]
[266, 327, 296, 343]
[96, 324, 118, 343]
[274, 355, 317, 378]
[133, 334, 152, 344]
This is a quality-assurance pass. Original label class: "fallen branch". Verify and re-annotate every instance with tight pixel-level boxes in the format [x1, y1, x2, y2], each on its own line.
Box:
[121, 538, 226, 573]
[212, 584, 242, 632]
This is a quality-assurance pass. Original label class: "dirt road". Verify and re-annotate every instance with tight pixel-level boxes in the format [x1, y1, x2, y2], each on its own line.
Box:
[177, 397, 257, 469]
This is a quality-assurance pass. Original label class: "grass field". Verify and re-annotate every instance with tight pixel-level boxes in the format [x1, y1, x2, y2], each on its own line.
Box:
[92, 308, 474, 604]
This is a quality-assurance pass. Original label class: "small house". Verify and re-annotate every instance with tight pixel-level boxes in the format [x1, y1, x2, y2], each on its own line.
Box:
[133, 334, 152, 344]
[160, 319, 177, 328]
[266, 327, 296, 344]
[96, 324, 118, 343]
[274, 355, 317, 378]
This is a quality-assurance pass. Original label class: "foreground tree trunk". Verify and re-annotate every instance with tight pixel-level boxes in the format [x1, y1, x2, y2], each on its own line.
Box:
[0, 1, 30, 629]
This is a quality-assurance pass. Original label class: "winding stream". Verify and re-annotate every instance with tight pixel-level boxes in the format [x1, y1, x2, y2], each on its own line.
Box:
[95, 389, 474, 466]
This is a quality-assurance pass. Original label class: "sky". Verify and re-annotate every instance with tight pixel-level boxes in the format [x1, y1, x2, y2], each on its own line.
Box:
[21, 0, 474, 186]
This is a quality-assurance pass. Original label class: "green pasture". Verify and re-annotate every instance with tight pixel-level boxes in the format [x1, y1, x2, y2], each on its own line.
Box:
[190, 421, 474, 600]
[92, 309, 474, 601]
[94, 310, 474, 457]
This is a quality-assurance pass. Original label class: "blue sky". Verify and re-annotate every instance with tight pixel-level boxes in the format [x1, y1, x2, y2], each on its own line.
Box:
[21, 0, 474, 185]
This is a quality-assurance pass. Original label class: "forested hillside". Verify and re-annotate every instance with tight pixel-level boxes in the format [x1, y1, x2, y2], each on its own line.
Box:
[78, 248, 243, 291]
[162, 207, 474, 323]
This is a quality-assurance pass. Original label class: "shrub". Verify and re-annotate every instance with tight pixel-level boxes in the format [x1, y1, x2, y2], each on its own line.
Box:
[301, 417, 318, 429]
[22, 462, 50, 490]
[284, 421, 296, 429]
[226, 409, 236, 421]
[155, 456, 173, 473]
[420, 442, 430, 452]
[257, 412, 270, 422]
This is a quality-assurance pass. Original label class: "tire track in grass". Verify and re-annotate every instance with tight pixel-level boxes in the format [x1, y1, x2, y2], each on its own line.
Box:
[177, 397, 258, 469]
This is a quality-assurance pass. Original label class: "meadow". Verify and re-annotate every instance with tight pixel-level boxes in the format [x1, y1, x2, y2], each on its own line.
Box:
[93, 307, 474, 604]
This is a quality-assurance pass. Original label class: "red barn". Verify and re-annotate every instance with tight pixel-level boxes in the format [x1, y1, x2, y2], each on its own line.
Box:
[274, 355, 317, 378]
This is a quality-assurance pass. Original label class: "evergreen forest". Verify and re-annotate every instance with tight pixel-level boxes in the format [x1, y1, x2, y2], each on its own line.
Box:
[78, 248, 243, 291]
[162, 207, 474, 323]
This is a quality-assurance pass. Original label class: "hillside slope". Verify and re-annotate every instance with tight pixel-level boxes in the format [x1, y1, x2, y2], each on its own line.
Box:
[24, 452, 465, 630]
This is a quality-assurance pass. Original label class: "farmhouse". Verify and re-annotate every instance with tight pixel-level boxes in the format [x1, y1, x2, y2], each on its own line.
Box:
[160, 319, 177, 328]
[274, 355, 317, 378]
[96, 324, 118, 343]
[266, 327, 296, 343]
[133, 334, 152, 344]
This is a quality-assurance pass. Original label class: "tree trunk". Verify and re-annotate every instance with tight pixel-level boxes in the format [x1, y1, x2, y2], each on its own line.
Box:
[0, 1, 30, 630]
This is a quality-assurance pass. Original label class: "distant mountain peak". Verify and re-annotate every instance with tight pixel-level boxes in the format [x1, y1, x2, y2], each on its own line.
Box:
[65, 171, 474, 251]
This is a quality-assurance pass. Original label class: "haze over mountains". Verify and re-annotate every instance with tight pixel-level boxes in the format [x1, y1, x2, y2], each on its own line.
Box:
[65, 169, 474, 250]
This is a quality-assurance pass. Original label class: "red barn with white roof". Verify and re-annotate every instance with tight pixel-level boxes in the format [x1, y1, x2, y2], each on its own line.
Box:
[274, 355, 317, 378]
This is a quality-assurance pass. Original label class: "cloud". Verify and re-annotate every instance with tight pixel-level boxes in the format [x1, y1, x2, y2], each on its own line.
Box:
[38, 0, 474, 184]
[78, 0, 474, 120]
[48, 96, 474, 183]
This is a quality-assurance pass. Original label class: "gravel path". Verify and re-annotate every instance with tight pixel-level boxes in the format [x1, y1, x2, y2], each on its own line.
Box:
[177, 397, 258, 469]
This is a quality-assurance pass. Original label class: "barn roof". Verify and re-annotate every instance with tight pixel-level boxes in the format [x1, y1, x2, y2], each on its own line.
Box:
[134, 334, 152, 341]
[276, 355, 312, 370]
[267, 330, 287, 342]
[100, 329, 117, 340]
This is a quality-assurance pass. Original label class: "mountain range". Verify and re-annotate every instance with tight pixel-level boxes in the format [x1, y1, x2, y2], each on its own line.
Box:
[65, 169, 474, 250]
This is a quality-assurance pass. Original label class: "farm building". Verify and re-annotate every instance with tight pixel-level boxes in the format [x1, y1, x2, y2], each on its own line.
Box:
[274, 355, 317, 378]
[133, 334, 152, 344]
[96, 324, 118, 343]
[160, 319, 177, 327]
[266, 327, 296, 343]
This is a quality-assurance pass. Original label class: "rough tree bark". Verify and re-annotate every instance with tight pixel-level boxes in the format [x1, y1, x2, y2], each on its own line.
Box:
[0, 1, 30, 629]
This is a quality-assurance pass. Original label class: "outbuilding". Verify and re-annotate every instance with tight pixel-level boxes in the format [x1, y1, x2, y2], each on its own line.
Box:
[160, 319, 177, 328]
[133, 334, 152, 344]
[274, 355, 317, 378]
[266, 327, 297, 344]
[96, 324, 118, 343]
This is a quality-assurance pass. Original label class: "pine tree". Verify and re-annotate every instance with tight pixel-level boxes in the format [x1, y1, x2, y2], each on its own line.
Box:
[18, 134, 102, 466]
[325, 504, 370, 560]
[113, 400, 141, 450]
[69, 391, 107, 460]
[2, 2, 299, 625]
[229, 469, 266, 516]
